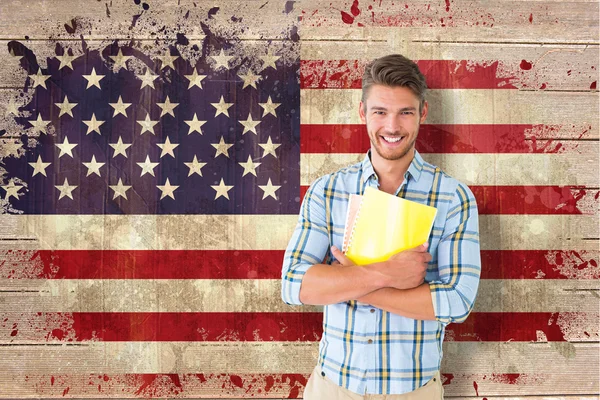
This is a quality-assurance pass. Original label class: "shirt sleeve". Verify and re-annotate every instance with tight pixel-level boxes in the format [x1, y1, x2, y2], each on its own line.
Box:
[281, 176, 331, 305]
[429, 181, 481, 324]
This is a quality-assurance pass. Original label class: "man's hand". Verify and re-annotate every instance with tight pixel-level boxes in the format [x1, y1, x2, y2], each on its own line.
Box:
[372, 243, 431, 289]
[330, 246, 354, 266]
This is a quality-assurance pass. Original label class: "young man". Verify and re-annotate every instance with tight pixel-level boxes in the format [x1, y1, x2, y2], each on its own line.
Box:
[281, 54, 481, 399]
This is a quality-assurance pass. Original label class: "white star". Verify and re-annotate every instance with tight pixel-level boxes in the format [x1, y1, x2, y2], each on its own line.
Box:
[9, 47, 22, 61]
[238, 70, 261, 89]
[5, 98, 19, 117]
[29, 114, 51, 134]
[238, 155, 261, 177]
[260, 50, 280, 71]
[258, 136, 281, 158]
[238, 113, 260, 135]
[211, 178, 234, 200]
[55, 53, 80, 70]
[137, 68, 158, 89]
[211, 96, 233, 118]
[157, 53, 179, 70]
[157, 137, 179, 158]
[55, 136, 77, 158]
[2, 141, 22, 157]
[137, 155, 160, 177]
[157, 178, 179, 200]
[82, 67, 105, 89]
[55, 177, 77, 200]
[184, 155, 207, 177]
[54, 95, 78, 118]
[258, 178, 281, 200]
[82, 113, 105, 135]
[211, 136, 233, 159]
[210, 49, 233, 70]
[184, 113, 207, 135]
[109, 96, 131, 117]
[82, 155, 105, 177]
[28, 155, 51, 177]
[109, 178, 132, 200]
[259, 96, 281, 117]
[1, 181, 23, 201]
[109, 49, 132, 70]
[185, 68, 207, 89]
[156, 96, 179, 117]
[137, 113, 159, 135]
[28, 68, 51, 89]
[109, 136, 132, 158]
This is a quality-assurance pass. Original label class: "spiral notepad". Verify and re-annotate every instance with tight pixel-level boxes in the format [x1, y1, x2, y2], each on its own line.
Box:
[343, 187, 437, 265]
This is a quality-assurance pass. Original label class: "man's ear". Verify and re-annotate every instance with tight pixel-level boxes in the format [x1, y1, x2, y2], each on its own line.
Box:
[359, 101, 366, 124]
[420, 100, 428, 124]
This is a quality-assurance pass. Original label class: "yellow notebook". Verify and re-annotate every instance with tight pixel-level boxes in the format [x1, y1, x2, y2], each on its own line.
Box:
[343, 187, 437, 265]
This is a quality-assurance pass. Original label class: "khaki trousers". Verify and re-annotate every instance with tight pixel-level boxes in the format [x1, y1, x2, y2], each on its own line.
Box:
[303, 366, 444, 400]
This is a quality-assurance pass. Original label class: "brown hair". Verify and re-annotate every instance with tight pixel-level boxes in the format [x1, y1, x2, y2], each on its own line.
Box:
[361, 54, 427, 112]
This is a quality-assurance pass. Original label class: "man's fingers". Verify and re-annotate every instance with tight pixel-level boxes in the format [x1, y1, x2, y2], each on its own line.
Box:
[331, 246, 353, 266]
[410, 242, 429, 252]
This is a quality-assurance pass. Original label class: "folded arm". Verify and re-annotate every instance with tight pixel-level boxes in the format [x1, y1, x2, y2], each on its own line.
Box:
[357, 182, 482, 323]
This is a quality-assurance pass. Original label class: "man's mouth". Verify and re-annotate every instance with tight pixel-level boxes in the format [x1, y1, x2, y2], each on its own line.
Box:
[381, 135, 404, 144]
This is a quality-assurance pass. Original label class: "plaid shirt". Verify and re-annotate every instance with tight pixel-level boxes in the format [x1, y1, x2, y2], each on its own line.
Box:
[281, 150, 481, 395]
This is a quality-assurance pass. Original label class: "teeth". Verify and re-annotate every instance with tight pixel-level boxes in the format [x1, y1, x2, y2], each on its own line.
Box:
[382, 136, 402, 143]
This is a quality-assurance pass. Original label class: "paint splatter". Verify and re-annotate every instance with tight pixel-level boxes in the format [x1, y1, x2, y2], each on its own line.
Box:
[341, 10, 354, 24]
[520, 60, 533, 70]
[529, 13, 533, 23]
[350, 0, 361, 16]
[591, 81, 597, 89]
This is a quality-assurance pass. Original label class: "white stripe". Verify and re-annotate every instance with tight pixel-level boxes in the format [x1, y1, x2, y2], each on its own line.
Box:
[0, 342, 596, 375]
[301, 40, 598, 63]
[300, 152, 600, 186]
[300, 89, 599, 125]
[0, 279, 596, 313]
[1, 214, 597, 251]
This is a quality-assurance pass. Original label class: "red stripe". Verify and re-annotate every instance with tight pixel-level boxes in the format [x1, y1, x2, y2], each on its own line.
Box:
[301, 60, 518, 89]
[300, 124, 585, 154]
[3, 250, 282, 279]
[6, 312, 594, 342]
[481, 250, 599, 279]
[300, 185, 599, 215]
[1, 250, 597, 279]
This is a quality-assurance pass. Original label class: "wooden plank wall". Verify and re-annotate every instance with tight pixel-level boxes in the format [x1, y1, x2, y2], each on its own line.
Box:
[0, 0, 598, 399]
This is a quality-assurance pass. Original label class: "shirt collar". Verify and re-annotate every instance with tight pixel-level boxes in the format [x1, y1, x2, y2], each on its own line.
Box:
[361, 149, 424, 183]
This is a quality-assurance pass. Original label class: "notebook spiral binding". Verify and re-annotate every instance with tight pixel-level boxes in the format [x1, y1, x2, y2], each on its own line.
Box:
[342, 194, 363, 254]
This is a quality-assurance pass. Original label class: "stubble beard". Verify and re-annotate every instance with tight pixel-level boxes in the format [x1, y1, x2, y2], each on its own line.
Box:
[370, 130, 418, 161]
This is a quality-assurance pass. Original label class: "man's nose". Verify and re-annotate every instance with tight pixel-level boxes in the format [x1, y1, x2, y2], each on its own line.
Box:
[385, 115, 401, 133]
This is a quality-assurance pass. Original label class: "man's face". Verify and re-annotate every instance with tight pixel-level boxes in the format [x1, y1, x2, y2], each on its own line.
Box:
[359, 84, 428, 162]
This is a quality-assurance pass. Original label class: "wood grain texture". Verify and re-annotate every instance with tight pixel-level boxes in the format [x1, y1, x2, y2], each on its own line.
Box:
[0, 0, 598, 398]
[0, 214, 598, 250]
[0, 279, 597, 313]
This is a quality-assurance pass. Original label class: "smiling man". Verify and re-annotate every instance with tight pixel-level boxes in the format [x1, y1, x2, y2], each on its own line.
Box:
[282, 54, 481, 399]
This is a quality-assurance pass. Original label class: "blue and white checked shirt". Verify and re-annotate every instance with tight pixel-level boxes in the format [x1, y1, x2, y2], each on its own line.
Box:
[281, 150, 481, 395]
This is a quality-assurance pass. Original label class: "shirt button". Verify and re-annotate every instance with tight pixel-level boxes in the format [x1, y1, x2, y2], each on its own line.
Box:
[321, 371, 326, 377]
[370, 308, 375, 313]
[368, 339, 373, 344]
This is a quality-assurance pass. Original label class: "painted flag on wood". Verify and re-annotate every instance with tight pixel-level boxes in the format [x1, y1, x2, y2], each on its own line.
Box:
[0, 1, 599, 398]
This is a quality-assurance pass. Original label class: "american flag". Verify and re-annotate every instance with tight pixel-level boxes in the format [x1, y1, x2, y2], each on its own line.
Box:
[0, 2, 598, 398]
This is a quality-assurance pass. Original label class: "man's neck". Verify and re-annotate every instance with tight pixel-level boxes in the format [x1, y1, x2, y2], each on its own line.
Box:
[371, 148, 414, 194]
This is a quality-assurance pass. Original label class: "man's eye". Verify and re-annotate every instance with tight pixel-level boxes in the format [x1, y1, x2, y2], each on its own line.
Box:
[402, 111, 414, 115]
[373, 111, 385, 115]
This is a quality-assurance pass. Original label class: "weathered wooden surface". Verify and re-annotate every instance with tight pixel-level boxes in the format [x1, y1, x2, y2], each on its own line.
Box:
[0, 0, 598, 399]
